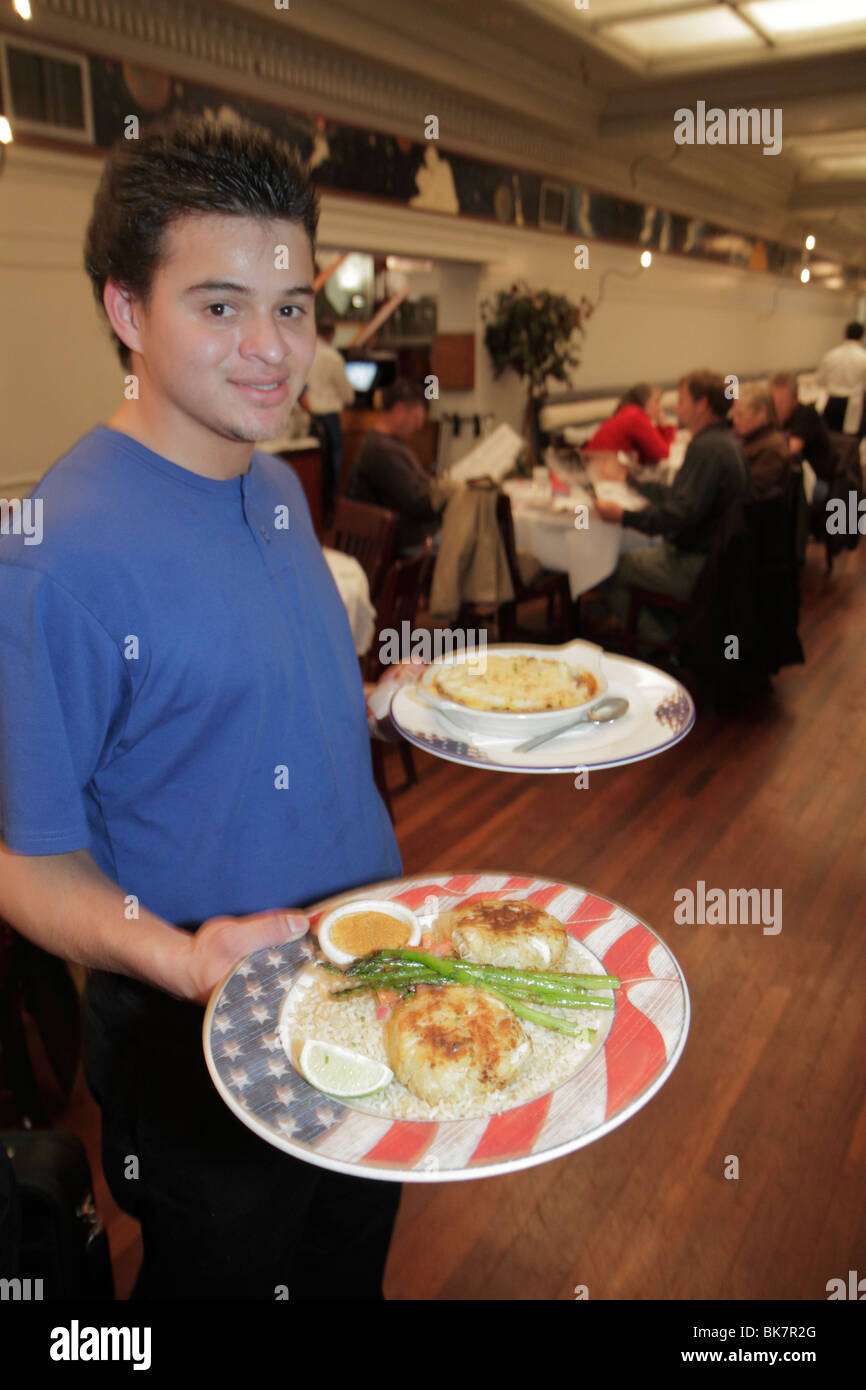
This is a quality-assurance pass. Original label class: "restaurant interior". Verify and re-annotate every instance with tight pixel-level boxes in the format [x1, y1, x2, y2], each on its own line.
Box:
[0, 0, 864, 1317]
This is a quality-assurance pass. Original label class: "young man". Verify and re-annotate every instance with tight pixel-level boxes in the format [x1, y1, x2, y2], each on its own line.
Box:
[594, 370, 748, 644]
[0, 114, 406, 1299]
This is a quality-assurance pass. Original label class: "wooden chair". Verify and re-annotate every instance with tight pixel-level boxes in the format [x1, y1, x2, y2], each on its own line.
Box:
[493, 492, 573, 641]
[626, 482, 804, 692]
[823, 432, 864, 573]
[275, 445, 324, 541]
[328, 498, 398, 604]
[364, 538, 435, 683]
[624, 588, 688, 657]
[368, 539, 435, 821]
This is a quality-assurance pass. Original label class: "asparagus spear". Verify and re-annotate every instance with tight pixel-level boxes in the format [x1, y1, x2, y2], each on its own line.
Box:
[321, 948, 618, 1037]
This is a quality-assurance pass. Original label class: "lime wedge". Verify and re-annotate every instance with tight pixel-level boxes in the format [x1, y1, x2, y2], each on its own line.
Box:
[298, 1039, 394, 1097]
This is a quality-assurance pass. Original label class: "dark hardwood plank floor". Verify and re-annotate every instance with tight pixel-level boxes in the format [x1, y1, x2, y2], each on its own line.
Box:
[57, 539, 866, 1300]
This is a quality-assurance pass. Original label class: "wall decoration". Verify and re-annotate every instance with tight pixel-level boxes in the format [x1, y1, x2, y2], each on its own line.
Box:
[12, 36, 859, 289]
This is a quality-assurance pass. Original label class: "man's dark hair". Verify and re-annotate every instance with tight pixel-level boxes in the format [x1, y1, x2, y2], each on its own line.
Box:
[84, 113, 319, 371]
[680, 369, 729, 419]
[381, 379, 426, 412]
[844, 321, 864, 341]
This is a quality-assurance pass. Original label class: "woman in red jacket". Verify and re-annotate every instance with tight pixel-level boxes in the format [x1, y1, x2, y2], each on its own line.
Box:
[585, 383, 675, 464]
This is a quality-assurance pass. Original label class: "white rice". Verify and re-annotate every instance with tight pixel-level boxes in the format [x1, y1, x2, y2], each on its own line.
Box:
[281, 939, 612, 1121]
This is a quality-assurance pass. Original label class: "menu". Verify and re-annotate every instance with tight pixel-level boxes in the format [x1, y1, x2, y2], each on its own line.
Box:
[446, 422, 525, 484]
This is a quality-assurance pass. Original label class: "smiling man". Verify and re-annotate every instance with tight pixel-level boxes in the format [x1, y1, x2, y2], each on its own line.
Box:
[0, 114, 404, 1299]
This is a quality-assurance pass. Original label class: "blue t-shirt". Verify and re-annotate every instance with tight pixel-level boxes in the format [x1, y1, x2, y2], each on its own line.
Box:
[0, 425, 401, 927]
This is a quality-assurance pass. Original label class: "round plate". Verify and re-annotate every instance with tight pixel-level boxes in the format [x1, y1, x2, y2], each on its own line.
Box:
[203, 872, 690, 1182]
[390, 652, 694, 774]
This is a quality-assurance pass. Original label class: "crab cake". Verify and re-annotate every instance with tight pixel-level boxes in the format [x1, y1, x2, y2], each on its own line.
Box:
[383, 985, 532, 1106]
[450, 899, 568, 971]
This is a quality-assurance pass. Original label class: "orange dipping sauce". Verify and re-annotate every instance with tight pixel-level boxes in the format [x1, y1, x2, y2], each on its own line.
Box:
[330, 911, 412, 956]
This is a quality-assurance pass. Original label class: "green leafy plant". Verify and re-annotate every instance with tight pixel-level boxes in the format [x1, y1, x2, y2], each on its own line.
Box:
[482, 283, 593, 462]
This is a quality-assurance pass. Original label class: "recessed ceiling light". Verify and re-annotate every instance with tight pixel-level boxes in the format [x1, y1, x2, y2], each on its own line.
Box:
[605, 8, 760, 58]
[744, 0, 866, 37]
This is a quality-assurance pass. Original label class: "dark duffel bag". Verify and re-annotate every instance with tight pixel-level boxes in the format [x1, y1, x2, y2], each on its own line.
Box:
[0, 1129, 114, 1299]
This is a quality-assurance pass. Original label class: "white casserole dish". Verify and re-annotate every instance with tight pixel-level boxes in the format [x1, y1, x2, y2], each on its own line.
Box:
[417, 639, 607, 741]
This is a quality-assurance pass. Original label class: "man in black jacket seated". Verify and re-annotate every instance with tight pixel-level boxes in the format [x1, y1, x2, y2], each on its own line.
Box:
[594, 369, 748, 645]
[345, 378, 445, 555]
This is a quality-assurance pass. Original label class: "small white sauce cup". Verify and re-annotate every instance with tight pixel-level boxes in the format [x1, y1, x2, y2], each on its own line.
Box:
[316, 898, 421, 967]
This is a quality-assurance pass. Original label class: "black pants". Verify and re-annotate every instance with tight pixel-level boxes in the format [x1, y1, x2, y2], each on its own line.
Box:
[81, 974, 402, 1300]
[823, 394, 865, 437]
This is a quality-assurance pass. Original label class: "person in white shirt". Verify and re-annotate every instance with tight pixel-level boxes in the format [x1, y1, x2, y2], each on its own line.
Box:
[300, 319, 356, 523]
[817, 322, 866, 437]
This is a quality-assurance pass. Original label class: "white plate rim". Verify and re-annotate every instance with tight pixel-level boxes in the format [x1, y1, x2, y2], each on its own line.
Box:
[391, 652, 695, 774]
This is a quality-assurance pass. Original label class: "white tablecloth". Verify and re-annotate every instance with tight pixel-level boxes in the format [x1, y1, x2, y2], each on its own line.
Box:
[323, 547, 376, 655]
[504, 478, 654, 600]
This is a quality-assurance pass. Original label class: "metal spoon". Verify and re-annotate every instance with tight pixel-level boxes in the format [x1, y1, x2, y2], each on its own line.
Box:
[514, 696, 629, 752]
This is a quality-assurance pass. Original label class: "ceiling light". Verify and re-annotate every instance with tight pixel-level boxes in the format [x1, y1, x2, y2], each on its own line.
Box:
[0, 117, 12, 144]
[606, 8, 759, 58]
[805, 234, 816, 250]
[13, 0, 32, 18]
[640, 250, 652, 268]
[800, 268, 810, 284]
[744, 0, 866, 38]
[335, 254, 368, 292]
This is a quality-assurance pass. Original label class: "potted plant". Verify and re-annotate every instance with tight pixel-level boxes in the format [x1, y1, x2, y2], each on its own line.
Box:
[482, 283, 593, 465]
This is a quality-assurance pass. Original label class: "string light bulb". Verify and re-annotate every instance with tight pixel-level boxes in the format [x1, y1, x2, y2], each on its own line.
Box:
[800, 268, 810, 284]
[640, 250, 652, 269]
[805, 234, 816, 251]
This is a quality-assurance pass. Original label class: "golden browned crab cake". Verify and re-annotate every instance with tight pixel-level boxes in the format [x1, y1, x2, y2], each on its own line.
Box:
[383, 984, 532, 1106]
[450, 898, 568, 971]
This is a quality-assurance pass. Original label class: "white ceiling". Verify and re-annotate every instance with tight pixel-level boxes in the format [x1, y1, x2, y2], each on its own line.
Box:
[225, 0, 866, 273]
[522, 0, 866, 74]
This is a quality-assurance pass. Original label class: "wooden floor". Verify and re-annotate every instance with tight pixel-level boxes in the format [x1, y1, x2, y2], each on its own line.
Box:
[58, 537, 866, 1300]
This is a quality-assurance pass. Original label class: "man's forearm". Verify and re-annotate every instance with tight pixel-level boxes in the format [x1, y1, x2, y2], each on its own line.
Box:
[0, 843, 194, 998]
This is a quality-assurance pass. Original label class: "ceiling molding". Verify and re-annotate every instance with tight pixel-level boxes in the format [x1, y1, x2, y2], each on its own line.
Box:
[789, 182, 866, 213]
[24, 0, 597, 164]
[9, 0, 865, 268]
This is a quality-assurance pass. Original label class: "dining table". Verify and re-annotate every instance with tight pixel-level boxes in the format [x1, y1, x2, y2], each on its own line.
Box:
[323, 546, 376, 656]
[504, 436, 689, 600]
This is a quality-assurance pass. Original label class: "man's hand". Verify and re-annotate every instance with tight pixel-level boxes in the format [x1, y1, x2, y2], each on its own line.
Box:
[365, 659, 426, 741]
[594, 498, 625, 524]
[183, 909, 309, 1006]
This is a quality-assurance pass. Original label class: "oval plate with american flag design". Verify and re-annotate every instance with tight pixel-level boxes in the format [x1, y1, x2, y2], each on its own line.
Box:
[203, 871, 689, 1182]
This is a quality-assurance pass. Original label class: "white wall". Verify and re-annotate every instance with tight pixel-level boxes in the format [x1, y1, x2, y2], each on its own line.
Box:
[1, 143, 856, 494]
